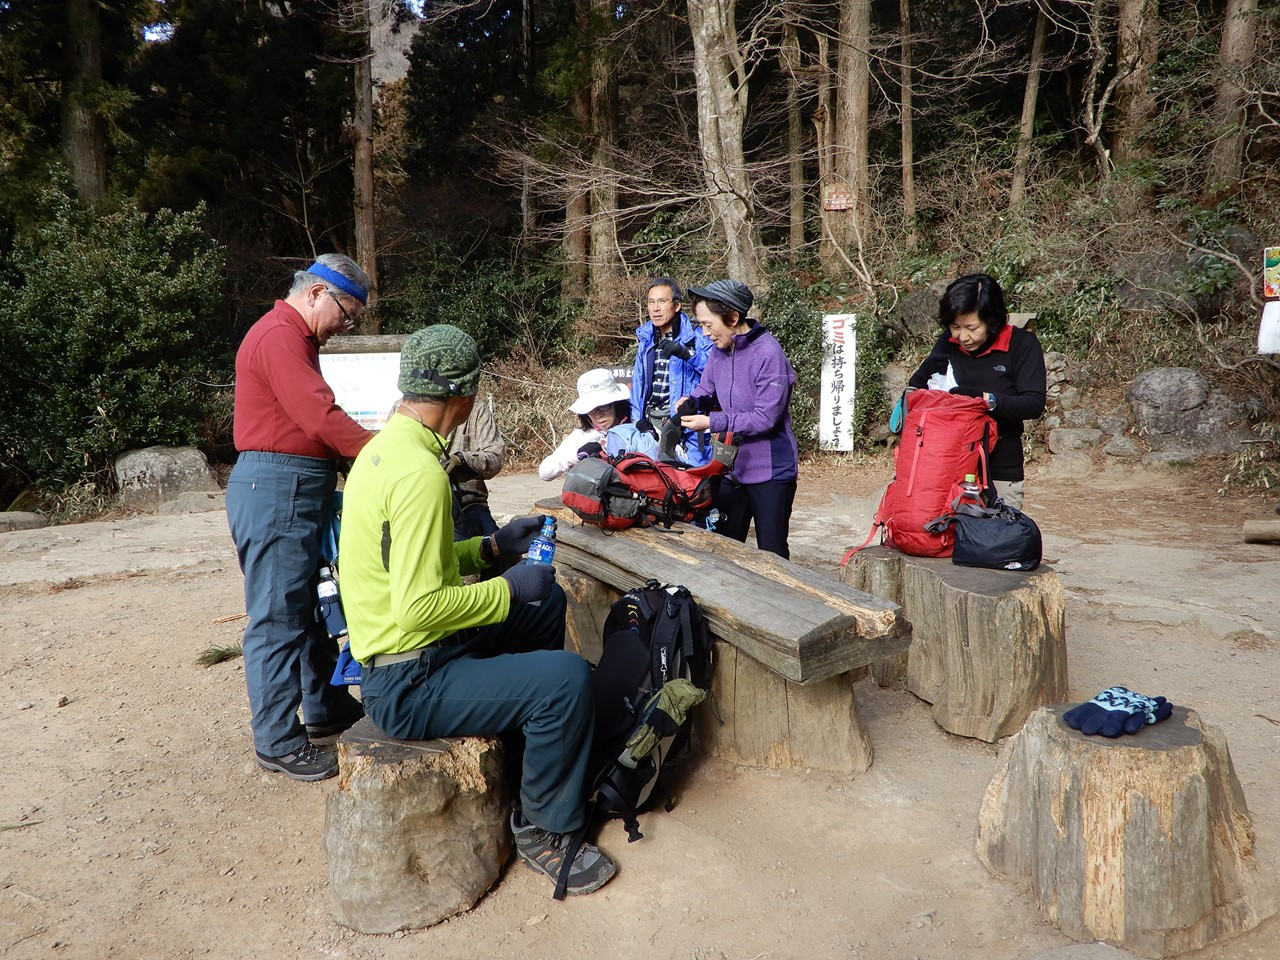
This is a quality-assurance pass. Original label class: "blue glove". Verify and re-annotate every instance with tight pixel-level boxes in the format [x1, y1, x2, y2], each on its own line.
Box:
[1064, 686, 1172, 737]
[501, 561, 555, 604]
[493, 516, 543, 557]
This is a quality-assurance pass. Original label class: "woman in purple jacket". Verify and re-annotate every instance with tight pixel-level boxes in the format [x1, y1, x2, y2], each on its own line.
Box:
[678, 279, 799, 558]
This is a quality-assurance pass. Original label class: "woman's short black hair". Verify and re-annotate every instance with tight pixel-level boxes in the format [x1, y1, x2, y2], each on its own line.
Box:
[578, 400, 631, 432]
[937, 273, 1009, 334]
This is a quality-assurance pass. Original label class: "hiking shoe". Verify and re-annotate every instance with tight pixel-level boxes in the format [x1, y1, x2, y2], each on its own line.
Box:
[511, 813, 617, 896]
[305, 699, 365, 739]
[255, 741, 338, 781]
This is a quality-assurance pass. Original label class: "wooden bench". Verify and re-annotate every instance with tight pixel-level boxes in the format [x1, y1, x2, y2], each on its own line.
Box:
[535, 499, 911, 774]
[322, 719, 509, 933]
[977, 705, 1269, 956]
[841, 545, 1068, 742]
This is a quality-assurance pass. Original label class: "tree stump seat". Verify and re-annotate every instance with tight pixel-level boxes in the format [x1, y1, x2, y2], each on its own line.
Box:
[976, 705, 1271, 958]
[841, 545, 1068, 741]
[539, 500, 911, 775]
[322, 718, 510, 934]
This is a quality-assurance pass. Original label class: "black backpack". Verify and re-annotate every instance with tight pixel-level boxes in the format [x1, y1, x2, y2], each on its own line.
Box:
[553, 579, 713, 899]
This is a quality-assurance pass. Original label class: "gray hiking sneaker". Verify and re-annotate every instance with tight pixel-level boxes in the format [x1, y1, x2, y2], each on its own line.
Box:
[255, 741, 338, 781]
[511, 813, 617, 896]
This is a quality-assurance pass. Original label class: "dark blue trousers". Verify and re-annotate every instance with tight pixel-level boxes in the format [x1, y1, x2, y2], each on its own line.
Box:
[358, 585, 594, 834]
[225, 452, 360, 756]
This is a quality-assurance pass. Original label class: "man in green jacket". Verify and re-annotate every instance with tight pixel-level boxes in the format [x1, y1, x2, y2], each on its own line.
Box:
[338, 324, 616, 897]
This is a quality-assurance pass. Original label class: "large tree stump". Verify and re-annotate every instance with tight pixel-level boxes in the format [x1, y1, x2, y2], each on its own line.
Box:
[842, 546, 1067, 741]
[322, 719, 510, 933]
[977, 705, 1271, 958]
[693, 640, 873, 774]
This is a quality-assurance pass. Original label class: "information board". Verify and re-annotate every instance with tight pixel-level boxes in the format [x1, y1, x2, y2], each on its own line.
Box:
[318, 351, 402, 431]
[819, 314, 857, 451]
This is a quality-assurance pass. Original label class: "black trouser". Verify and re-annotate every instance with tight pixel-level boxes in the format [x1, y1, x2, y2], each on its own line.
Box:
[714, 476, 797, 560]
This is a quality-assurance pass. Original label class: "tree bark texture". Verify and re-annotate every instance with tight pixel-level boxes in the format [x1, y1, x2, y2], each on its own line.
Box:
[827, 0, 872, 263]
[898, 0, 917, 245]
[977, 705, 1271, 957]
[588, 0, 620, 297]
[842, 546, 1067, 741]
[63, 0, 107, 202]
[353, 0, 380, 327]
[782, 21, 806, 259]
[1112, 0, 1159, 168]
[563, 68, 590, 298]
[1010, 9, 1048, 208]
[1206, 0, 1260, 193]
[323, 720, 510, 933]
[687, 0, 765, 291]
[693, 640, 874, 774]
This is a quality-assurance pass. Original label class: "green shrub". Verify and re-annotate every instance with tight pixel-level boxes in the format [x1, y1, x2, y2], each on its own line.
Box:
[0, 183, 225, 493]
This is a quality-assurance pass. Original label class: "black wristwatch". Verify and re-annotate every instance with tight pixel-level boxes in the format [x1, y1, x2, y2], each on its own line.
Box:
[480, 536, 496, 564]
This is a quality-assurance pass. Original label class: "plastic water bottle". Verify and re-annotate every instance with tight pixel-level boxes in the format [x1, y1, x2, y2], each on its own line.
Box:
[525, 517, 557, 565]
[959, 474, 983, 509]
[316, 566, 349, 640]
[703, 509, 722, 532]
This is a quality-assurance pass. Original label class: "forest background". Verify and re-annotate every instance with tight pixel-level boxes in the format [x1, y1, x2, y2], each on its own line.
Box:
[0, 0, 1277, 516]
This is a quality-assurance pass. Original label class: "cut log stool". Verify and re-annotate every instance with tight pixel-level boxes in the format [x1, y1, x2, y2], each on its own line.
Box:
[977, 705, 1270, 958]
[842, 546, 1067, 741]
[322, 718, 510, 933]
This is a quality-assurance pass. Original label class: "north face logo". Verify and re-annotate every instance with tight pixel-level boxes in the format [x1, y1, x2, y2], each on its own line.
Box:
[993, 364, 1007, 373]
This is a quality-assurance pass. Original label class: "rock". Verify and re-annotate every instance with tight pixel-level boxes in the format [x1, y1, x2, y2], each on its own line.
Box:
[880, 363, 910, 405]
[1056, 386, 1081, 409]
[1042, 416, 1062, 430]
[1029, 941, 1148, 959]
[0, 511, 47, 533]
[1102, 436, 1143, 460]
[157, 491, 226, 515]
[1063, 408, 1097, 428]
[115, 446, 220, 512]
[892, 282, 949, 339]
[1127, 368, 1252, 457]
[1142, 451, 1196, 467]
[1044, 351, 1070, 377]
[1043, 451, 1095, 479]
[1097, 415, 1127, 436]
[1048, 428, 1103, 453]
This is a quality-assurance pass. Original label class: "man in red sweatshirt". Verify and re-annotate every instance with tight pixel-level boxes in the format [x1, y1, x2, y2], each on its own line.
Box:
[225, 254, 373, 781]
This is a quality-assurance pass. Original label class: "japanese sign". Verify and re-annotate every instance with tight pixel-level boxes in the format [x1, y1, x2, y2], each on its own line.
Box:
[1265, 247, 1280, 299]
[318, 350, 402, 431]
[819, 314, 857, 451]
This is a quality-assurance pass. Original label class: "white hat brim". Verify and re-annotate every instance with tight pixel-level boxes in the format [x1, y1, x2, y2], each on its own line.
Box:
[569, 382, 630, 414]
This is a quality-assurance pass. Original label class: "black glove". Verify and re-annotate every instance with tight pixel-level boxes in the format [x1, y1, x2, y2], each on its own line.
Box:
[948, 386, 984, 398]
[658, 338, 692, 361]
[501, 562, 555, 604]
[493, 516, 543, 557]
[675, 398, 696, 420]
[576, 441, 603, 460]
[636, 417, 658, 439]
[1063, 687, 1173, 737]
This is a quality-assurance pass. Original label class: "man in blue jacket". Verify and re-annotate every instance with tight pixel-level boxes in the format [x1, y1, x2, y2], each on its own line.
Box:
[630, 277, 713, 465]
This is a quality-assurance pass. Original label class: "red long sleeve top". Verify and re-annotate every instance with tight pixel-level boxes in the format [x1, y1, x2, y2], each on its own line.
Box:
[232, 301, 372, 459]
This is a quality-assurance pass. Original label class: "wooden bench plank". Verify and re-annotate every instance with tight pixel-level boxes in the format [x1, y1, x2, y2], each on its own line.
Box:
[535, 499, 910, 684]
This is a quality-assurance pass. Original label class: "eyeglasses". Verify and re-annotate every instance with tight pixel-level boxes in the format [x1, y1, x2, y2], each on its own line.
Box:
[328, 291, 358, 332]
[646, 298, 674, 307]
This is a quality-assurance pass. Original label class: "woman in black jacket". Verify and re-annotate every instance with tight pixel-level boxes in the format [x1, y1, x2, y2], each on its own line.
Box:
[907, 273, 1046, 509]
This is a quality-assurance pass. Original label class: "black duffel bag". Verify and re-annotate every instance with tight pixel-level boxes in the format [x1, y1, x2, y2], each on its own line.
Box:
[926, 501, 1042, 572]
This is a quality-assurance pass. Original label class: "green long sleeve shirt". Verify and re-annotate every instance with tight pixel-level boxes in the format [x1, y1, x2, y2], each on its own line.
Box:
[339, 413, 510, 664]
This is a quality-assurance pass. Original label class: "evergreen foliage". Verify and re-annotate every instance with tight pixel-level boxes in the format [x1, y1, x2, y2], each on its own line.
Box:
[0, 181, 225, 494]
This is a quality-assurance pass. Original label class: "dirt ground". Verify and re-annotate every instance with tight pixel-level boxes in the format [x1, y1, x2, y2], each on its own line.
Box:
[2, 457, 1279, 960]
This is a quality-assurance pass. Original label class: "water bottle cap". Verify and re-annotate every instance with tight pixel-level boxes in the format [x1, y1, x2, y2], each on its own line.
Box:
[964, 474, 976, 483]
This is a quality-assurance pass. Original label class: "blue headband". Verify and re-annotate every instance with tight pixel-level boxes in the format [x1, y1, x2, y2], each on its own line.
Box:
[306, 262, 368, 305]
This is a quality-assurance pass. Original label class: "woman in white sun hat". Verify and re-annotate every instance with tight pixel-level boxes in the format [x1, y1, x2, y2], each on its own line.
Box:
[538, 368, 635, 480]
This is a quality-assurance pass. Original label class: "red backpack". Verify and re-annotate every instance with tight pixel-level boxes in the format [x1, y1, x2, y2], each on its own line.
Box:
[562, 450, 728, 531]
[842, 390, 997, 562]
